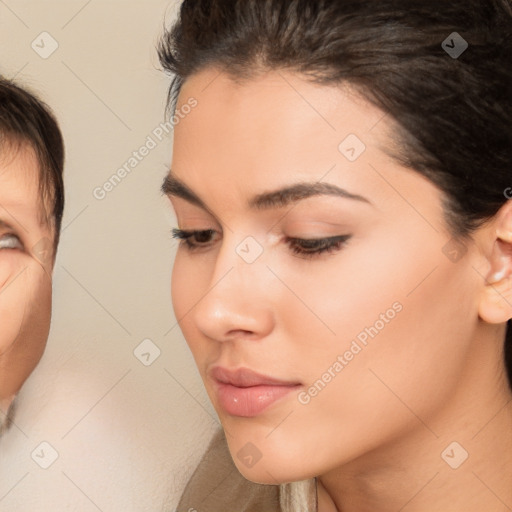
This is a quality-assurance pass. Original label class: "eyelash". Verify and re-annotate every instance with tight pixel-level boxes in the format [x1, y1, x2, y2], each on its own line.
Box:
[171, 228, 351, 259]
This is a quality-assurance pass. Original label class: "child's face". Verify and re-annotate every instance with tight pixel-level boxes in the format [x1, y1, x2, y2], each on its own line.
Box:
[0, 144, 54, 431]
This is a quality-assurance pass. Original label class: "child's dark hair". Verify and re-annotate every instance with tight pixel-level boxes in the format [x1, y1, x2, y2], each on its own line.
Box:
[158, 0, 512, 384]
[0, 78, 65, 250]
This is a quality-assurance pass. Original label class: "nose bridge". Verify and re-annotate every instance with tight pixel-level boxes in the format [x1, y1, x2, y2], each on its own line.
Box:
[213, 232, 266, 293]
[193, 232, 272, 339]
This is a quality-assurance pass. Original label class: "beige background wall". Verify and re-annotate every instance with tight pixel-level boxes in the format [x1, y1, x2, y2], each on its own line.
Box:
[0, 1, 219, 510]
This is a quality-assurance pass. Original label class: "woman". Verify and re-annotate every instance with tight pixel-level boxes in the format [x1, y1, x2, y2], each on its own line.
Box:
[159, 1, 512, 510]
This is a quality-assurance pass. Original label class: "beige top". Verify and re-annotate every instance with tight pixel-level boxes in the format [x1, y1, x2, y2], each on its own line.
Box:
[175, 429, 317, 512]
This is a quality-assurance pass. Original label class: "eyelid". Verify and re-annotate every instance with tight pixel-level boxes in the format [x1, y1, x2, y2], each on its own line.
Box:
[171, 228, 351, 259]
[286, 234, 351, 258]
[169, 202, 222, 232]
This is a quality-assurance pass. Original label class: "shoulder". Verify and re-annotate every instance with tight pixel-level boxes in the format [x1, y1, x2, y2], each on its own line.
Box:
[176, 429, 281, 512]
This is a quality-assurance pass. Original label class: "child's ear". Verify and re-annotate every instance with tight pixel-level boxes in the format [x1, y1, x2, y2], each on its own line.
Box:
[479, 200, 512, 324]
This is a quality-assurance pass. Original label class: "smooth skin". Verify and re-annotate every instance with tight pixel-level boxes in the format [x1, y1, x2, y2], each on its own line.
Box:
[165, 68, 512, 512]
[0, 145, 55, 432]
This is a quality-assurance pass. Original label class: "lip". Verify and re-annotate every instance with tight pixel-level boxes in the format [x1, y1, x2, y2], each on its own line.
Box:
[210, 366, 302, 417]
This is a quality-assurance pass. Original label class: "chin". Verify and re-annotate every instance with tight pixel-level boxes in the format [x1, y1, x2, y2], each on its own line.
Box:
[224, 437, 313, 485]
[236, 460, 313, 486]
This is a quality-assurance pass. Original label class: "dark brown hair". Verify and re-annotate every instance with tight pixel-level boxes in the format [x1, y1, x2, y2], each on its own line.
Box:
[158, 0, 512, 384]
[0, 78, 65, 250]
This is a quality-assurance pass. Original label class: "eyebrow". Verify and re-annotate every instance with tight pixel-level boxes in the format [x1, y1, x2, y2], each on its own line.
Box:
[161, 172, 371, 211]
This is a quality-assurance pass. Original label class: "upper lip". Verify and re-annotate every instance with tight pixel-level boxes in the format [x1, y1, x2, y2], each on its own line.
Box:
[210, 366, 301, 388]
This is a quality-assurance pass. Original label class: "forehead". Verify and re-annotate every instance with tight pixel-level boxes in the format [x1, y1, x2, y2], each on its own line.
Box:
[173, 69, 396, 197]
[0, 144, 48, 228]
[179, 67, 381, 128]
[175, 68, 393, 165]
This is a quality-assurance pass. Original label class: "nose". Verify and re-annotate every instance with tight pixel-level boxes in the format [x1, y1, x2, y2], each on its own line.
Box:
[192, 236, 275, 343]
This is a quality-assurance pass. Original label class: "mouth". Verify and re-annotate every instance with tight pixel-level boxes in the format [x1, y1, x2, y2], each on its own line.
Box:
[209, 366, 302, 417]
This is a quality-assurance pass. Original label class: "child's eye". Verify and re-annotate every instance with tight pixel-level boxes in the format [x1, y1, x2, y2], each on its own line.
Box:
[171, 228, 351, 259]
[0, 233, 23, 250]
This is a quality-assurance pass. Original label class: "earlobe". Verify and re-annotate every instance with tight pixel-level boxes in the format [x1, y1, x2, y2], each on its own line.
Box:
[479, 201, 512, 325]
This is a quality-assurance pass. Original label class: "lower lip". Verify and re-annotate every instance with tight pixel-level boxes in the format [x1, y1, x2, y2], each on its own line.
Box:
[215, 382, 300, 417]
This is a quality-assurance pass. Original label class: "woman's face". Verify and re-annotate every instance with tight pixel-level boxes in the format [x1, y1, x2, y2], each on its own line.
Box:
[0, 146, 54, 429]
[166, 68, 486, 482]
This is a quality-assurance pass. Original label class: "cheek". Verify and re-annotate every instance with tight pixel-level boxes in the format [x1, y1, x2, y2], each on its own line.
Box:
[0, 261, 52, 398]
[0, 257, 30, 353]
[266, 230, 416, 371]
[0, 253, 18, 288]
[289, 231, 477, 428]
[279, 221, 472, 360]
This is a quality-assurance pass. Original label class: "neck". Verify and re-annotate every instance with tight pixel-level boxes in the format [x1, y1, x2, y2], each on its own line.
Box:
[318, 330, 512, 512]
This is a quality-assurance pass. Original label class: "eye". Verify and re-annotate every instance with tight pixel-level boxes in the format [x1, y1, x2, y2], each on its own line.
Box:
[0, 233, 23, 250]
[172, 228, 351, 259]
[285, 235, 351, 259]
[172, 228, 218, 250]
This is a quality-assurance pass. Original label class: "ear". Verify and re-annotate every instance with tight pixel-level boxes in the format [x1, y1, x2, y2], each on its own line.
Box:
[479, 200, 512, 324]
